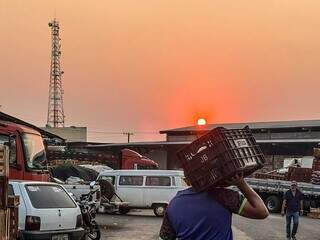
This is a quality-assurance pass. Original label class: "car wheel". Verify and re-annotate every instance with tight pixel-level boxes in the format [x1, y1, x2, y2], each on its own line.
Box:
[153, 204, 167, 217]
[265, 195, 281, 213]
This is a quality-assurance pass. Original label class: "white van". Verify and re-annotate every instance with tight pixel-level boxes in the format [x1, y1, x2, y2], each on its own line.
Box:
[97, 170, 186, 216]
[9, 181, 84, 240]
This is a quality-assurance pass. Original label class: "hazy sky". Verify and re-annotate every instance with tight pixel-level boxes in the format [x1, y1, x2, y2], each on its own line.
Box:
[1, 1, 320, 142]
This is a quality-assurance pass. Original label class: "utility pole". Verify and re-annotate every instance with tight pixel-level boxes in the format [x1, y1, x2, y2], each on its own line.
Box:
[123, 132, 134, 143]
[47, 19, 65, 127]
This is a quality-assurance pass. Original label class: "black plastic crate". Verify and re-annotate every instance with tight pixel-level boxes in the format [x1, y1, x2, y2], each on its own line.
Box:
[177, 126, 265, 192]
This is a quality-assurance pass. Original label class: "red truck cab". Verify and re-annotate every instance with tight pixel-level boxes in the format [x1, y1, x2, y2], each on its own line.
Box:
[121, 149, 158, 169]
[0, 121, 50, 181]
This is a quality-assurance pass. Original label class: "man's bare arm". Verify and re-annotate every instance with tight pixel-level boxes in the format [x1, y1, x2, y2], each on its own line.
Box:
[229, 173, 269, 219]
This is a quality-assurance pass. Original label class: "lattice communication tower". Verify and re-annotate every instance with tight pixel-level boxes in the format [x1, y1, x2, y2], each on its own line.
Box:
[47, 19, 65, 127]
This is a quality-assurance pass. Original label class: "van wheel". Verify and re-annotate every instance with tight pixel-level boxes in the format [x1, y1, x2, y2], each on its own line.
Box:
[118, 206, 130, 215]
[153, 204, 167, 217]
[265, 195, 281, 213]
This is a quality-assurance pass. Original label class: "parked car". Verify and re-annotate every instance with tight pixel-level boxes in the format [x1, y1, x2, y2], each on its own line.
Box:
[9, 180, 85, 240]
[97, 170, 186, 216]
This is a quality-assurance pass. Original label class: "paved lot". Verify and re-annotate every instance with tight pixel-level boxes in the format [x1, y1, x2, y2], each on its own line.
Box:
[96, 210, 320, 240]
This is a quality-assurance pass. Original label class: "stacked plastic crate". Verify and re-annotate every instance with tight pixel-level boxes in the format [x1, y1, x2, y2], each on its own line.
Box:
[177, 126, 265, 192]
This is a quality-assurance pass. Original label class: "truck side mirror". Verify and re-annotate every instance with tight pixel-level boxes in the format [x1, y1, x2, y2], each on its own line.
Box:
[8, 135, 17, 167]
[90, 181, 96, 188]
[15, 164, 22, 171]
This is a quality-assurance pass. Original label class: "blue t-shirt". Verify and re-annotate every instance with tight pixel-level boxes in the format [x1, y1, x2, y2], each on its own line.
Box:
[160, 187, 243, 240]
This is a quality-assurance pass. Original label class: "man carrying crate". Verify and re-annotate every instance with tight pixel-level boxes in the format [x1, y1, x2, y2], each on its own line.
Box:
[159, 173, 268, 240]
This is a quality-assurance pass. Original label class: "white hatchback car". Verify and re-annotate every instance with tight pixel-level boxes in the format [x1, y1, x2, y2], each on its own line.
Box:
[9, 181, 84, 240]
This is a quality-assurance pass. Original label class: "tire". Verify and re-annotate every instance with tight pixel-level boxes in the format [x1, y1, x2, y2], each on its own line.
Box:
[87, 221, 101, 240]
[118, 206, 130, 215]
[153, 204, 167, 217]
[265, 195, 281, 213]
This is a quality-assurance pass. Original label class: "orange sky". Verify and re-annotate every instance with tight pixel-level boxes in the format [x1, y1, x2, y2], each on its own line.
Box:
[1, 1, 320, 142]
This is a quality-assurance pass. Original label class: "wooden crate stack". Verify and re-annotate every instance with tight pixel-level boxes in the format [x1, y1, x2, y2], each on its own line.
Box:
[287, 167, 313, 183]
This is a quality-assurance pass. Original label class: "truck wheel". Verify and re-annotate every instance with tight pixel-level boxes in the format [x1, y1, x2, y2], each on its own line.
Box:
[265, 196, 281, 213]
[153, 204, 167, 217]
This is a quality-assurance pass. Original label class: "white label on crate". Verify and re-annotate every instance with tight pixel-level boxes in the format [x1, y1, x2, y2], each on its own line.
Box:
[234, 139, 249, 148]
[190, 146, 207, 157]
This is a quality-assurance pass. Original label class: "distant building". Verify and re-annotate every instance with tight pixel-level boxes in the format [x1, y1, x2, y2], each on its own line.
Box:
[56, 120, 320, 171]
[42, 126, 87, 142]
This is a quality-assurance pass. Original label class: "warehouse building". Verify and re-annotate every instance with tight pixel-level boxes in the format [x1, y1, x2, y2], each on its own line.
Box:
[160, 120, 320, 170]
[85, 120, 320, 170]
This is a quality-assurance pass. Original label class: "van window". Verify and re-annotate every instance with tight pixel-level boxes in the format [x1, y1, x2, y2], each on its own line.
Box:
[119, 176, 143, 186]
[25, 185, 76, 209]
[146, 176, 171, 186]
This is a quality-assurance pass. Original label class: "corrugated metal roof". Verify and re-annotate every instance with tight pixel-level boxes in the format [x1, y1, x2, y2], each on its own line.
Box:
[160, 119, 320, 134]
[86, 141, 190, 148]
[86, 139, 320, 148]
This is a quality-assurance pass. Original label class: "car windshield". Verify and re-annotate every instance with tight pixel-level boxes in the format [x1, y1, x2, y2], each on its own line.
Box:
[25, 184, 76, 209]
[22, 133, 47, 170]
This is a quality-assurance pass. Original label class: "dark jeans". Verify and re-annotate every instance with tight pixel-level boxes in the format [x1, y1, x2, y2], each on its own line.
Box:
[286, 212, 299, 238]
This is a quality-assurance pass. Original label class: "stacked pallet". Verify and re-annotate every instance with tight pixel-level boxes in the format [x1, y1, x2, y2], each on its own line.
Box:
[312, 155, 320, 171]
[311, 148, 320, 185]
[287, 167, 312, 183]
[311, 171, 320, 185]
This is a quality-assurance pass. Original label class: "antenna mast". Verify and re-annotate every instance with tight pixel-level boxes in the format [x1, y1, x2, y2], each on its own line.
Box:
[47, 19, 65, 127]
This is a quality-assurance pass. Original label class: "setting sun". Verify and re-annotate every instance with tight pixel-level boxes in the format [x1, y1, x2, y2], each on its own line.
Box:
[197, 118, 206, 125]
